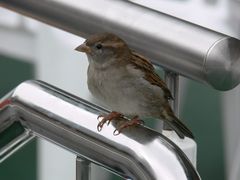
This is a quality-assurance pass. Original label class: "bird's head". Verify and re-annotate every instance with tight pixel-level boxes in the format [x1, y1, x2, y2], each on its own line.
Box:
[75, 33, 130, 66]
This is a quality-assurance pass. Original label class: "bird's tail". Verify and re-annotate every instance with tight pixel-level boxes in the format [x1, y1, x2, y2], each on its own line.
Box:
[165, 115, 194, 139]
[162, 106, 194, 139]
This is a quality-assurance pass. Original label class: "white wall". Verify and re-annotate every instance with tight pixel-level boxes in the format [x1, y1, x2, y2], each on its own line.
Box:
[223, 87, 240, 180]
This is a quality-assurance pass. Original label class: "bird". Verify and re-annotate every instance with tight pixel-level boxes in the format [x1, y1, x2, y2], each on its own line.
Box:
[75, 32, 194, 139]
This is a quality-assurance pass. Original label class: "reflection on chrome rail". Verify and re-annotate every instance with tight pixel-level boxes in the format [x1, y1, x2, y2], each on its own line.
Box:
[0, 80, 200, 180]
[1, 0, 240, 90]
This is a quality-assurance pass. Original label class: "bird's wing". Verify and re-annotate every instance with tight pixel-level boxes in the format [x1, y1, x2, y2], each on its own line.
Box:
[130, 51, 173, 100]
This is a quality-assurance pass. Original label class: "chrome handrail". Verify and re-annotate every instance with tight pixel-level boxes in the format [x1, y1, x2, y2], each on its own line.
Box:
[1, 0, 240, 90]
[0, 80, 200, 180]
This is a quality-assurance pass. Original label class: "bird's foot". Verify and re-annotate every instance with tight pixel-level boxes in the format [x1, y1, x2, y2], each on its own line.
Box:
[97, 111, 123, 131]
[113, 116, 144, 135]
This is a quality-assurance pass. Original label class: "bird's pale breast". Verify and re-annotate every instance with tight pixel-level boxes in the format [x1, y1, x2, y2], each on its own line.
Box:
[87, 64, 165, 117]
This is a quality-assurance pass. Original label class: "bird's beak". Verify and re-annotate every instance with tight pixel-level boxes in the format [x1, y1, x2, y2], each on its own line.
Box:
[75, 43, 91, 53]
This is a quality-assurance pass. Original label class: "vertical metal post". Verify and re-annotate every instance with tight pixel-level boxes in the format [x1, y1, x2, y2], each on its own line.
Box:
[164, 71, 180, 116]
[76, 157, 91, 180]
[164, 71, 179, 130]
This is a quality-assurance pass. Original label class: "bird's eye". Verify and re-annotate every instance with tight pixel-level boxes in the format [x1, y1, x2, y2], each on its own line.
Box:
[96, 43, 102, 49]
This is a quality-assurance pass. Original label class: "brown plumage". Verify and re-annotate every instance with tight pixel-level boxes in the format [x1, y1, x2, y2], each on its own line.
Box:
[130, 51, 174, 100]
[75, 32, 194, 139]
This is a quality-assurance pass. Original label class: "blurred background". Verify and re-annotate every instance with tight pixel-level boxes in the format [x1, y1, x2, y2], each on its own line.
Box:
[0, 0, 240, 180]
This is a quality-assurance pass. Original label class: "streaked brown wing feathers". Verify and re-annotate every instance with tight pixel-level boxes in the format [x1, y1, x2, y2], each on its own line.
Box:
[130, 51, 173, 100]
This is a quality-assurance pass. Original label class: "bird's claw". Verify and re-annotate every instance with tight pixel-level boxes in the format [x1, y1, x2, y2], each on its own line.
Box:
[113, 129, 121, 136]
[113, 116, 144, 136]
[97, 120, 107, 132]
[97, 111, 123, 132]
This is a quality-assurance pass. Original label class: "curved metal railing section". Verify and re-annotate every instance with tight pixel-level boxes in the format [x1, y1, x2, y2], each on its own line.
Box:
[1, 0, 240, 90]
[0, 80, 200, 180]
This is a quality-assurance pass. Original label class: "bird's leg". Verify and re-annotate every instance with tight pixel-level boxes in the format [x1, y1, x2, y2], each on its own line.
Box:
[113, 116, 144, 135]
[97, 111, 123, 131]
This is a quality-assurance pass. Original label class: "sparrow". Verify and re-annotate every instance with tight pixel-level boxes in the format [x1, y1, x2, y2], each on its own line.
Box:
[75, 32, 194, 139]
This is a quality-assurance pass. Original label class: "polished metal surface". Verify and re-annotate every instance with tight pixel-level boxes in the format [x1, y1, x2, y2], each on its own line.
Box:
[165, 71, 180, 117]
[0, 131, 34, 163]
[76, 157, 91, 180]
[0, 106, 35, 163]
[1, 0, 240, 90]
[0, 121, 35, 163]
[204, 37, 240, 90]
[0, 80, 200, 180]
[164, 71, 180, 131]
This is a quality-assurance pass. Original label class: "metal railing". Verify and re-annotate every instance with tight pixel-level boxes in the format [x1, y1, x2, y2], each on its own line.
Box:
[1, 0, 239, 179]
[0, 80, 200, 180]
[1, 0, 240, 90]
